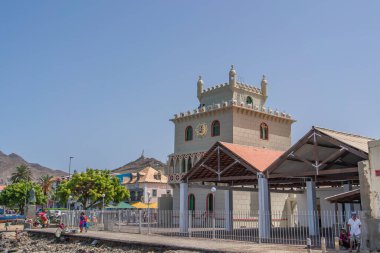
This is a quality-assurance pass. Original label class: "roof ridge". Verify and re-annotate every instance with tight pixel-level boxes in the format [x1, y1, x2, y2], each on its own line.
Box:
[314, 126, 376, 141]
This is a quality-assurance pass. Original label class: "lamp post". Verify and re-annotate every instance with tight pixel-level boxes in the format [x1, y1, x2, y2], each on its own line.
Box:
[68, 156, 74, 179]
[101, 193, 105, 225]
[147, 192, 151, 234]
[210, 187, 216, 239]
[68, 195, 72, 228]
[211, 187, 216, 211]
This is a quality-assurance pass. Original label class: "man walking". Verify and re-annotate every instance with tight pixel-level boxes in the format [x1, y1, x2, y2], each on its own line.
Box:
[347, 211, 361, 253]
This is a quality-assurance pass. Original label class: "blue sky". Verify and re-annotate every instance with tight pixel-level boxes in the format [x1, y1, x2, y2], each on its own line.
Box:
[1, 1, 379, 172]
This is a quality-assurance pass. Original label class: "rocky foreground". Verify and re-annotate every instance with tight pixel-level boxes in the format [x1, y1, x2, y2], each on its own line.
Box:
[0, 232, 200, 253]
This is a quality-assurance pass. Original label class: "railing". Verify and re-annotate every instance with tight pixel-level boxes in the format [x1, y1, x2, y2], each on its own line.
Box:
[61, 209, 366, 249]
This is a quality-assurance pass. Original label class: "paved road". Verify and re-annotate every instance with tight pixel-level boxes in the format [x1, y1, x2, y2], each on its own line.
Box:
[26, 228, 316, 252]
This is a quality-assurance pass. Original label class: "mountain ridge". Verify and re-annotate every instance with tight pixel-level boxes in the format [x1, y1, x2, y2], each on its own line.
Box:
[0, 151, 67, 184]
[113, 155, 167, 174]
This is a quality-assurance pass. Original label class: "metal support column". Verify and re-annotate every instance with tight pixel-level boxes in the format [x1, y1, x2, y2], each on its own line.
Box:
[224, 189, 233, 232]
[306, 179, 319, 236]
[179, 182, 188, 233]
[258, 173, 271, 240]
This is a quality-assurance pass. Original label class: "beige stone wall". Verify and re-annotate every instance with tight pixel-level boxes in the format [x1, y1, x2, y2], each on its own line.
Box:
[144, 183, 173, 204]
[232, 107, 292, 151]
[233, 89, 265, 107]
[199, 83, 266, 108]
[199, 85, 233, 106]
[173, 107, 292, 155]
[174, 109, 233, 154]
[368, 140, 380, 219]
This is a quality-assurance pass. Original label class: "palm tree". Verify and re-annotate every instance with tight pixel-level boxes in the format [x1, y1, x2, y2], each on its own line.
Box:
[39, 175, 54, 196]
[11, 165, 32, 183]
[39, 175, 54, 208]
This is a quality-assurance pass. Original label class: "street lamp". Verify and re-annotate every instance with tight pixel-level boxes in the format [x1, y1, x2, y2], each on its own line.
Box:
[210, 187, 216, 212]
[147, 192, 152, 234]
[210, 187, 216, 239]
[101, 193, 106, 210]
[68, 195, 73, 228]
[68, 157, 74, 179]
[101, 194, 105, 225]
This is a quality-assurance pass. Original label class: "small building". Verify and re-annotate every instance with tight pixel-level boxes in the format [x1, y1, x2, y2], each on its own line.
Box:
[119, 166, 172, 204]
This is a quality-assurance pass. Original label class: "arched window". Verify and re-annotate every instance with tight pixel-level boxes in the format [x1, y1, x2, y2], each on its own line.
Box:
[188, 194, 195, 211]
[246, 96, 253, 105]
[211, 120, 220, 137]
[185, 126, 193, 141]
[206, 193, 214, 212]
[260, 122, 269, 140]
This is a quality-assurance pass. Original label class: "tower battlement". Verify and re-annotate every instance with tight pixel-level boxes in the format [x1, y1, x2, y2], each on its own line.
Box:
[196, 65, 269, 107]
[171, 100, 294, 122]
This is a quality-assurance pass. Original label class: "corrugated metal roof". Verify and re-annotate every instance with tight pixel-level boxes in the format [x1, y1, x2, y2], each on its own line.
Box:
[315, 127, 376, 153]
[325, 189, 360, 203]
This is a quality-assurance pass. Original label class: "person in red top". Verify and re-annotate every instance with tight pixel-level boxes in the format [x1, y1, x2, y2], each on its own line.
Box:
[339, 228, 350, 249]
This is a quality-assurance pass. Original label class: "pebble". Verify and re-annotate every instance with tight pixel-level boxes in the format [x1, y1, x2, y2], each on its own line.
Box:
[0, 232, 199, 253]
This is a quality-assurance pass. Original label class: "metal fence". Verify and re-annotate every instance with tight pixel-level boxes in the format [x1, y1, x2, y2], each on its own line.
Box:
[62, 209, 365, 248]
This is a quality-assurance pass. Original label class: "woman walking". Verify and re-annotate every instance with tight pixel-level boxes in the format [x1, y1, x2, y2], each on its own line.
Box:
[79, 212, 88, 233]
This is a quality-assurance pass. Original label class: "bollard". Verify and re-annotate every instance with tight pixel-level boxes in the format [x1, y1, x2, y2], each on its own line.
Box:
[138, 210, 142, 234]
[334, 237, 340, 252]
[307, 238, 312, 253]
[321, 237, 326, 253]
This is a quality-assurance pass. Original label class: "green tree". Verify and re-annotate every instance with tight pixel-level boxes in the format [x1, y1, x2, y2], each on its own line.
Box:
[10, 165, 33, 183]
[57, 169, 129, 210]
[0, 181, 47, 214]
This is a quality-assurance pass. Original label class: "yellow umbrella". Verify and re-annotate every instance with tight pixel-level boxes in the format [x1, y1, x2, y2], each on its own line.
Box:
[132, 202, 149, 208]
[131, 202, 158, 209]
[148, 202, 158, 209]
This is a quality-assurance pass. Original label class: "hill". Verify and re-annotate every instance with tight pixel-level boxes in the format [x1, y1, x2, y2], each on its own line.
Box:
[0, 151, 67, 184]
[113, 154, 167, 174]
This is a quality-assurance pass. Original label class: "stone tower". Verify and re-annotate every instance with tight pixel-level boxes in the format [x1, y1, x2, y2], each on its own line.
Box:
[168, 65, 295, 184]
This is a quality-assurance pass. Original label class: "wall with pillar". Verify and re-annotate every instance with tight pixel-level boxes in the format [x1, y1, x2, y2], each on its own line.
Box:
[174, 185, 291, 214]
[358, 140, 380, 251]
[295, 187, 360, 227]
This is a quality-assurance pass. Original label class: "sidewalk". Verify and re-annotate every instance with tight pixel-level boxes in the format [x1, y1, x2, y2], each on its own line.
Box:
[26, 228, 314, 252]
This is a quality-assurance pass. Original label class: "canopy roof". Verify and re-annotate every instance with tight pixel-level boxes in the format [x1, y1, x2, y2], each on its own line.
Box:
[266, 126, 374, 188]
[325, 189, 361, 203]
[183, 142, 282, 185]
[106, 202, 135, 209]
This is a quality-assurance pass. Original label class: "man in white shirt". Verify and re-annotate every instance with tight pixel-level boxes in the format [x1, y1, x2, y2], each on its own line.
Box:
[347, 211, 361, 253]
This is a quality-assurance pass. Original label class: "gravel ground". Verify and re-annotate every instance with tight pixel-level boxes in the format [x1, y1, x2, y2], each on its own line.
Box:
[0, 231, 201, 253]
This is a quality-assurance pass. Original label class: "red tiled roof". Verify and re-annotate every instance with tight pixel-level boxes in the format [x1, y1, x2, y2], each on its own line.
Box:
[220, 142, 284, 172]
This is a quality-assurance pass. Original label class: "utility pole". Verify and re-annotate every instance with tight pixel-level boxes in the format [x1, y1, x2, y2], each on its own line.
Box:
[68, 156, 74, 179]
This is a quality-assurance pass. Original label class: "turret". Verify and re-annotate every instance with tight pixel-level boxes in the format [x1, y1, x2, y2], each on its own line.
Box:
[261, 75, 267, 97]
[229, 65, 236, 86]
[197, 76, 204, 99]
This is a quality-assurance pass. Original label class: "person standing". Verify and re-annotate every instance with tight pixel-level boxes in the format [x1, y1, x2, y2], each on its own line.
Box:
[79, 212, 86, 233]
[347, 211, 361, 253]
